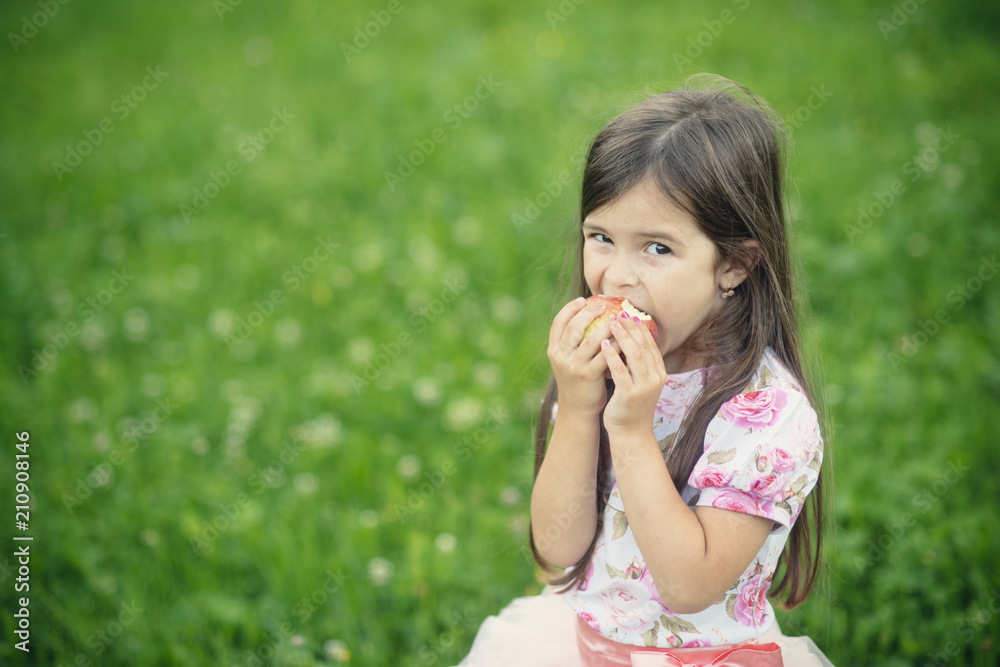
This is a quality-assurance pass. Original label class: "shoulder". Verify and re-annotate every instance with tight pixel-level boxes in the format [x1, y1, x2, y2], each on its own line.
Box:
[716, 349, 817, 434]
[689, 349, 823, 529]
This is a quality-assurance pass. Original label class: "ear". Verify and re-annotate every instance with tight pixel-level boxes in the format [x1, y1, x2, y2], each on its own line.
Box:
[717, 240, 761, 289]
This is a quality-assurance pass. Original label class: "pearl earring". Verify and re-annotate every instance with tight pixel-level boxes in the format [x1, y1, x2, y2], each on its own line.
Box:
[721, 283, 735, 299]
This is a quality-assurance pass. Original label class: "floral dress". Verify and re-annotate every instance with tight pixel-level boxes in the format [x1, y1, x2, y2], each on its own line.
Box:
[561, 348, 823, 648]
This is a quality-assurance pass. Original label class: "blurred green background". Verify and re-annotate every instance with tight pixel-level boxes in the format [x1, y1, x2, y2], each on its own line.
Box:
[1, 0, 998, 664]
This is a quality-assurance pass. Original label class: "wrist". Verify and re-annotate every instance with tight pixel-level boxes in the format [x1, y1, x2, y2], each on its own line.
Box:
[607, 429, 660, 469]
[554, 403, 603, 424]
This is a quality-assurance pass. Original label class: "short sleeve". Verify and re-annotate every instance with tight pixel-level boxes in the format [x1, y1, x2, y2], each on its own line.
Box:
[689, 385, 823, 533]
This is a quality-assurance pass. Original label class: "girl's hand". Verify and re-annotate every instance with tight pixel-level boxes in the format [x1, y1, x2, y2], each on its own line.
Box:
[547, 297, 618, 417]
[600, 316, 667, 437]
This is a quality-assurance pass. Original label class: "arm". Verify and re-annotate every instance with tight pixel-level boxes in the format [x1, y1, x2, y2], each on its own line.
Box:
[530, 406, 601, 566]
[530, 297, 618, 567]
[609, 432, 772, 612]
[601, 317, 772, 613]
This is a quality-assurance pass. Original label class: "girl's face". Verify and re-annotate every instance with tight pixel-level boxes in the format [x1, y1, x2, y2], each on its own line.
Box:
[582, 180, 743, 375]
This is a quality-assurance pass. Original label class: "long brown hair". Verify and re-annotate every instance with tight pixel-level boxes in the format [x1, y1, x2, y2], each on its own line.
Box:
[529, 75, 825, 609]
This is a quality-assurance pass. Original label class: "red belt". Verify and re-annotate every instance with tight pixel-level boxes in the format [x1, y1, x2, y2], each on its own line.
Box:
[575, 614, 784, 667]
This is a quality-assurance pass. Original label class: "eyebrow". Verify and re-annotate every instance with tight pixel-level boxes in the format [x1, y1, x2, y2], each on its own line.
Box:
[582, 221, 684, 247]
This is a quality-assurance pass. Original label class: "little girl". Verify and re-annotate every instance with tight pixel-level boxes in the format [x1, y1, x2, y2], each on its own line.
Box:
[458, 76, 834, 666]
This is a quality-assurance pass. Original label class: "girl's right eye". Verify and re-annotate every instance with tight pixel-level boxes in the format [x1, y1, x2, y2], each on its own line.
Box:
[590, 233, 612, 244]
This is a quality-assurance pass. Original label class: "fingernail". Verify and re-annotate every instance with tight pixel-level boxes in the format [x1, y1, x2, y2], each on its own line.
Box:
[601, 339, 611, 347]
[632, 316, 640, 323]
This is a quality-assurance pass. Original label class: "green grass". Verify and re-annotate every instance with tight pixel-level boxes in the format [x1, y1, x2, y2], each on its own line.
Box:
[1, 0, 998, 664]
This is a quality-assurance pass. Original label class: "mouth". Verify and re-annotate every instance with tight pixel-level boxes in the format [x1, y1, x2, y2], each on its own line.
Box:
[620, 299, 659, 342]
[584, 294, 659, 342]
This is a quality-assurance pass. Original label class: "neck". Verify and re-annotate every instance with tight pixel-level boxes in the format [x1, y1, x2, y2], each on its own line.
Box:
[662, 350, 706, 375]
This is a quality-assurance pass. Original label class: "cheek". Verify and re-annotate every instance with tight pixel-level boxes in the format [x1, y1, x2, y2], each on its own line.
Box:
[582, 250, 603, 291]
[654, 284, 716, 341]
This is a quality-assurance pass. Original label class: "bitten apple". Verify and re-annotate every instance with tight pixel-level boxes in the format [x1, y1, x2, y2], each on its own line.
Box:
[582, 295, 658, 341]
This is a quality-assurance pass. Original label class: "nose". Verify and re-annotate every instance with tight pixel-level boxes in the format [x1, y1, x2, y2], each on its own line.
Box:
[603, 250, 639, 291]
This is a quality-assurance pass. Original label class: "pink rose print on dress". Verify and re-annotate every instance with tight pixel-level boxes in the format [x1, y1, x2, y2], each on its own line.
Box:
[578, 611, 601, 634]
[680, 638, 712, 648]
[710, 489, 761, 516]
[599, 579, 658, 633]
[694, 464, 733, 489]
[750, 472, 783, 501]
[655, 394, 687, 424]
[720, 388, 788, 431]
[655, 375, 701, 423]
[770, 447, 797, 473]
[733, 573, 770, 626]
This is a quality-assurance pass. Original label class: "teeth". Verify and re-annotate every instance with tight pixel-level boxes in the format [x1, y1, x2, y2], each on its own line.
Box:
[622, 299, 652, 319]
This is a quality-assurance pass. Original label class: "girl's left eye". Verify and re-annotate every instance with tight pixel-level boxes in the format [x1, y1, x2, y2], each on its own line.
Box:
[649, 243, 671, 256]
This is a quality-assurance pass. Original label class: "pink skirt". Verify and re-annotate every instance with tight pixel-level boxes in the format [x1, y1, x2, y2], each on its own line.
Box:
[457, 590, 835, 667]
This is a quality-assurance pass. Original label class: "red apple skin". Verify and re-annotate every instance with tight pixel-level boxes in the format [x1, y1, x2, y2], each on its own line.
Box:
[582, 295, 658, 342]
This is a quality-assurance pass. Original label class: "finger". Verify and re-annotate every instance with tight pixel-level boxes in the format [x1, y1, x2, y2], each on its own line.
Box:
[610, 318, 657, 378]
[600, 338, 631, 383]
[609, 317, 643, 358]
[549, 297, 586, 345]
[577, 328, 620, 380]
[627, 318, 667, 383]
[564, 299, 610, 350]
[574, 316, 619, 359]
